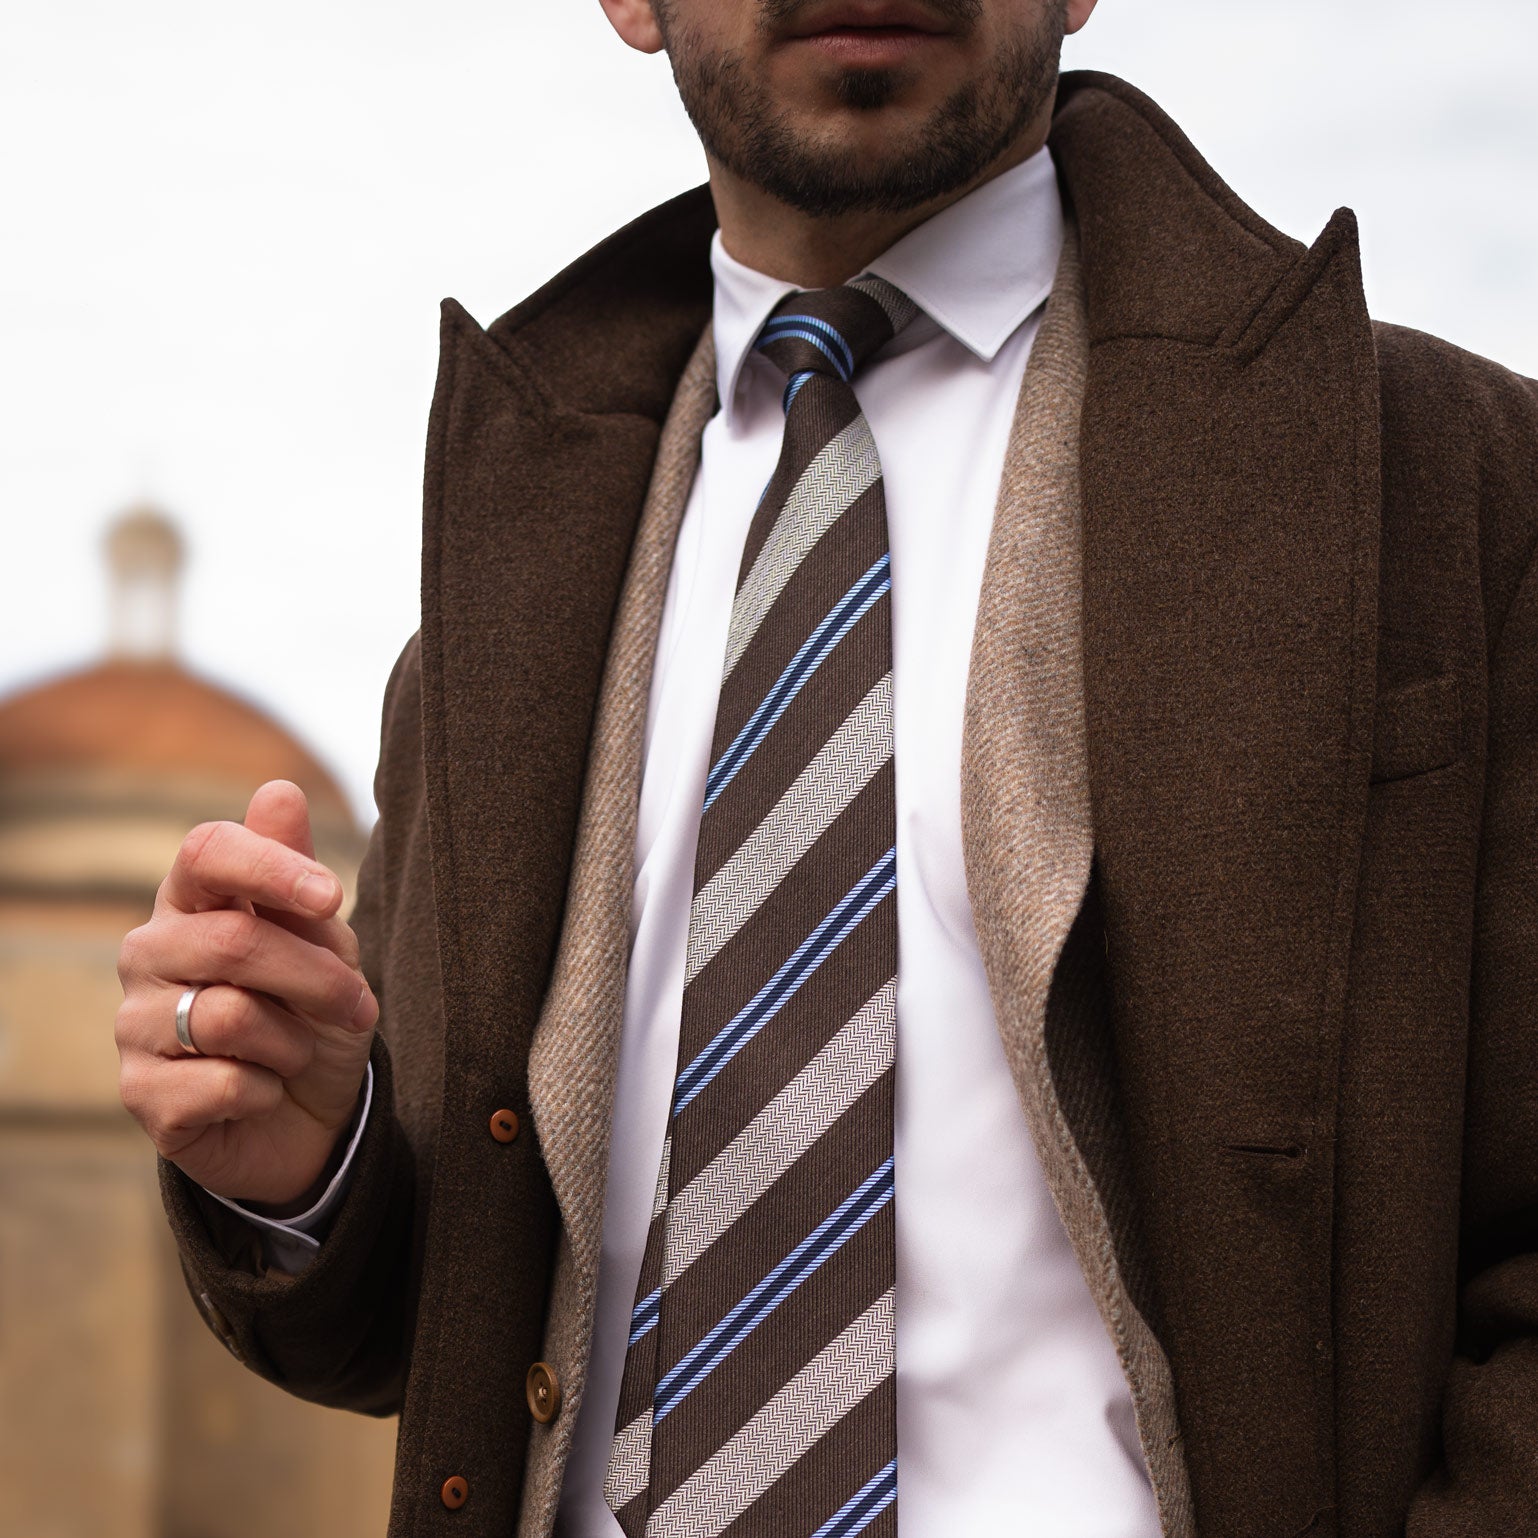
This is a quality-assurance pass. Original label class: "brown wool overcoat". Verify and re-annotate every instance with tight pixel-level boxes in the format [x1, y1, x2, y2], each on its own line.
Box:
[161, 73, 1538, 1538]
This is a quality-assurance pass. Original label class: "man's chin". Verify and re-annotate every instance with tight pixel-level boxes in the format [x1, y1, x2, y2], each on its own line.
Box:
[768, 99, 954, 166]
[743, 157, 974, 219]
[773, 58, 947, 120]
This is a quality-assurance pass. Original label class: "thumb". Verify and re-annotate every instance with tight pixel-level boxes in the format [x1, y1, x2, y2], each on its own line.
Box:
[242, 780, 355, 955]
[244, 779, 317, 859]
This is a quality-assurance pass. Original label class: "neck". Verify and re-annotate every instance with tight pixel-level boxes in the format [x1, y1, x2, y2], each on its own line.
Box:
[707, 108, 1054, 289]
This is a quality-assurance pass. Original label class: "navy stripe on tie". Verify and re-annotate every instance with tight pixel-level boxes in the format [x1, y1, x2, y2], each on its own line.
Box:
[672, 848, 897, 1115]
[653, 1159, 895, 1419]
[629, 1285, 663, 1346]
[811, 1460, 899, 1538]
[704, 555, 891, 810]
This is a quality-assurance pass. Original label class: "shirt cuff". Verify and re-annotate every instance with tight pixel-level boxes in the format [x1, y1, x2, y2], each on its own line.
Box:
[202, 1060, 374, 1276]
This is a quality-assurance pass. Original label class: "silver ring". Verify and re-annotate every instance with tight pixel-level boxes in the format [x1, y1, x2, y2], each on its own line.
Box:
[175, 985, 204, 1055]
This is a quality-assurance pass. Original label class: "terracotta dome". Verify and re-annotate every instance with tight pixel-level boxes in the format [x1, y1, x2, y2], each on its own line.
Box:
[0, 505, 366, 899]
[0, 658, 353, 822]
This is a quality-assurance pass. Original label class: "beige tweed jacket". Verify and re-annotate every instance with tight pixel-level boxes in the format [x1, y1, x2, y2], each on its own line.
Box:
[519, 228, 1193, 1537]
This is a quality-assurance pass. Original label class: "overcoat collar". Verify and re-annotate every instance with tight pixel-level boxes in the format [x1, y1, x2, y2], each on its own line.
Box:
[417, 72, 1380, 1538]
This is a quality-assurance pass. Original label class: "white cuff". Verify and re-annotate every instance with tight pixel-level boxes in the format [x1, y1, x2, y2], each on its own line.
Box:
[203, 1060, 374, 1276]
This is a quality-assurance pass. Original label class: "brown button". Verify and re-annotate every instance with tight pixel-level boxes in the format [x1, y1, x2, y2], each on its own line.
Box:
[489, 1108, 520, 1144]
[526, 1361, 562, 1424]
[440, 1475, 468, 1510]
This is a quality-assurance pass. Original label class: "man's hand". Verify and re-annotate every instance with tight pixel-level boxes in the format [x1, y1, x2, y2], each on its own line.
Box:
[114, 779, 379, 1210]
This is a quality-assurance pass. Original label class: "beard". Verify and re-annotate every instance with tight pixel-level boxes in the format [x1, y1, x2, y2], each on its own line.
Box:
[652, 0, 1068, 217]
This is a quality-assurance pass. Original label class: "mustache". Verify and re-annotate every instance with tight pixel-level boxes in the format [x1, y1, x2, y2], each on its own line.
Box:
[757, 0, 984, 30]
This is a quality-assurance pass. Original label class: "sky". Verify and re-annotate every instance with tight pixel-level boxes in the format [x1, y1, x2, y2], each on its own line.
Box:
[3, 1, 1535, 827]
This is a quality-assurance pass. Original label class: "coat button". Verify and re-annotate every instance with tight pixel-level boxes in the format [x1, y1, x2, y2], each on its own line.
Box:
[441, 1475, 468, 1509]
[198, 1289, 245, 1365]
[526, 1361, 562, 1424]
[489, 1108, 520, 1143]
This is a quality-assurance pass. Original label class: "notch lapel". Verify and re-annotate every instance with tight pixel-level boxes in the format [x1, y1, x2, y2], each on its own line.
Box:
[962, 224, 1197, 1536]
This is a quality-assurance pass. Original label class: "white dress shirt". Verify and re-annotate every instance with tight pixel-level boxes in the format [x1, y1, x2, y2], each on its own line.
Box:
[249, 145, 1160, 1537]
[558, 147, 1158, 1537]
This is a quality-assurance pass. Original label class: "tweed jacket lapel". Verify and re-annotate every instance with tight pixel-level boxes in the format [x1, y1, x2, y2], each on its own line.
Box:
[520, 329, 716, 1535]
[961, 224, 1195, 1536]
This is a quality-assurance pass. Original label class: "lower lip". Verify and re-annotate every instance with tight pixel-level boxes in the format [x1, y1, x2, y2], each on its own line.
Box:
[793, 26, 948, 66]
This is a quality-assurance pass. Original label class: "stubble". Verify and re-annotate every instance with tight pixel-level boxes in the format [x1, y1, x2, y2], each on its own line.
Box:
[653, 0, 1068, 216]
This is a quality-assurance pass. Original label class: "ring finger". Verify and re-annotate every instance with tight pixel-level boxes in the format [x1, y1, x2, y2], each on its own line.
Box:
[166, 984, 316, 1080]
[131, 908, 369, 1028]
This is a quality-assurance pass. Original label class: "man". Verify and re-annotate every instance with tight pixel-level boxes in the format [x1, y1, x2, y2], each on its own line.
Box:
[113, 0, 1538, 1533]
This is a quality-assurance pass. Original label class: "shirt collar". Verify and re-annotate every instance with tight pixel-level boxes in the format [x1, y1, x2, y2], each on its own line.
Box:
[711, 144, 1065, 430]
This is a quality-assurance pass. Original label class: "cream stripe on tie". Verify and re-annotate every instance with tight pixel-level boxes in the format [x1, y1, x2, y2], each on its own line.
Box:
[663, 982, 897, 1284]
[722, 416, 881, 678]
[646, 1292, 896, 1538]
[684, 675, 894, 985]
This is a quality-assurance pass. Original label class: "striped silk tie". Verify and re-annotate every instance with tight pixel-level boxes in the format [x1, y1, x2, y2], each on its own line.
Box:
[605, 275, 918, 1538]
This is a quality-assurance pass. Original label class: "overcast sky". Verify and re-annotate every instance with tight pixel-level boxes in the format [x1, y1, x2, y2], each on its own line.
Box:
[4, 1, 1535, 827]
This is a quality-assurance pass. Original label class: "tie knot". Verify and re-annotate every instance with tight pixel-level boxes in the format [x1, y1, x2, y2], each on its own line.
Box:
[754, 275, 918, 395]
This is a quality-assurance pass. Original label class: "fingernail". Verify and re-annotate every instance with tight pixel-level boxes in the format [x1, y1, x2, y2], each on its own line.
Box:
[352, 984, 379, 1031]
[296, 873, 338, 914]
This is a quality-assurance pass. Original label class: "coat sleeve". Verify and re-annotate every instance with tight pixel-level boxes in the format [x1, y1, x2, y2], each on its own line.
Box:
[157, 635, 428, 1418]
[1407, 386, 1538, 1528]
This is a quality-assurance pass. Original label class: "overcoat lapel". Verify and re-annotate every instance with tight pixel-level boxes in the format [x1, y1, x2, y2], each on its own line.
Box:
[1053, 75, 1382, 1537]
[411, 190, 714, 1523]
[416, 181, 713, 1159]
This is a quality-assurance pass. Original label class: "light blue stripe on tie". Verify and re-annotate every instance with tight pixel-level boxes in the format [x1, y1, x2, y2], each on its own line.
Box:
[672, 848, 896, 1114]
[783, 371, 814, 412]
[812, 1461, 899, 1538]
[704, 555, 890, 810]
[756, 323, 850, 380]
[758, 313, 855, 378]
[654, 1160, 895, 1419]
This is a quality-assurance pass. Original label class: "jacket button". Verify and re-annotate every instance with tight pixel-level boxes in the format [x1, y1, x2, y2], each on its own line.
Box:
[489, 1108, 520, 1144]
[526, 1361, 562, 1424]
[198, 1289, 245, 1365]
[440, 1475, 468, 1509]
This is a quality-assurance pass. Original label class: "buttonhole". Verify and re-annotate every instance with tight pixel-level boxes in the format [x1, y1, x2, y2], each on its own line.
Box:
[1223, 1142, 1306, 1161]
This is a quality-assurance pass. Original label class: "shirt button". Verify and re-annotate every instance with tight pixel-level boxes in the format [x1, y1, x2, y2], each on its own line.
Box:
[489, 1108, 520, 1143]
[440, 1476, 468, 1509]
[526, 1361, 562, 1424]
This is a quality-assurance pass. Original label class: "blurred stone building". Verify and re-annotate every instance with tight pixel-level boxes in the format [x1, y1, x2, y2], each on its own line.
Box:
[0, 507, 395, 1537]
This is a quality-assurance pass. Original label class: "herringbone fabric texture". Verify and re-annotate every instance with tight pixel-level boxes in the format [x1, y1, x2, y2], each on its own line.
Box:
[605, 276, 916, 1538]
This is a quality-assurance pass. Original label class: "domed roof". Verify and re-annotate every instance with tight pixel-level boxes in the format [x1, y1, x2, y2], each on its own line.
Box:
[0, 658, 353, 823]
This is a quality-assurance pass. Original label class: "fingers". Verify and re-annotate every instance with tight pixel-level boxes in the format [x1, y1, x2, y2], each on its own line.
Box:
[158, 813, 342, 921]
[120, 983, 318, 1078]
[119, 909, 376, 1032]
[119, 1054, 286, 1158]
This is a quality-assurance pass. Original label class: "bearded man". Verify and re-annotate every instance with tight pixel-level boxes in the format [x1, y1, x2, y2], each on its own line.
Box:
[114, 2, 1538, 1534]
